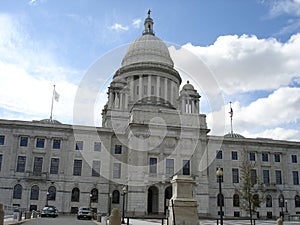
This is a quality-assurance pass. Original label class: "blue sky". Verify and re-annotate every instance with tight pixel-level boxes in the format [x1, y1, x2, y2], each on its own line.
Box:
[0, 0, 300, 141]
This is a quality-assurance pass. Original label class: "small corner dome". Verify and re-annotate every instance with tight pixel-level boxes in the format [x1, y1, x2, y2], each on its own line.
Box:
[182, 80, 195, 91]
[224, 133, 245, 139]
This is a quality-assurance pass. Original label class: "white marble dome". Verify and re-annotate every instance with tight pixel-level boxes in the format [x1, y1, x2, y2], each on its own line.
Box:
[121, 34, 174, 67]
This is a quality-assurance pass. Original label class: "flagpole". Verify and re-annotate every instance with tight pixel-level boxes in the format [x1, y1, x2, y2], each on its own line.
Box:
[230, 101, 233, 135]
[50, 85, 55, 122]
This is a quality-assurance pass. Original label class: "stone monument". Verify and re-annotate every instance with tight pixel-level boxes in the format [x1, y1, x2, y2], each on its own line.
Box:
[109, 208, 121, 225]
[168, 175, 199, 225]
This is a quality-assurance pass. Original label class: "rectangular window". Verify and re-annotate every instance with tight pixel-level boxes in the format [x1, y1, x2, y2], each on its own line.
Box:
[293, 171, 299, 185]
[50, 158, 59, 174]
[274, 154, 280, 162]
[262, 153, 269, 162]
[182, 160, 190, 175]
[36, 138, 45, 148]
[249, 152, 255, 161]
[232, 168, 239, 183]
[143, 85, 147, 95]
[0, 154, 2, 171]
[263, 170, 270, 184]
[0, 135, 4, 145]
[114, 145, 122, 154]
[166, 159, 174, 175]
[216, 150, 222, 159]
[33, 157, 43, 176]
[73, 160, 82, 176]
[232, 151, 238, 160]
[250, 169, 257, 184]
[16, 156, 26, 172]
[20, 137, 28, 147]
[52, 139, 61, 149]
[292, 155, 298, 163]
[92, 160, 101, 177]
[75, 141, 83, 150]
[94, 142, 101, 152]
[136, 85, 139, 95]
[275, 170, 282, 184]
[113, 163, 121, 179]
[149, 157, 157, 174]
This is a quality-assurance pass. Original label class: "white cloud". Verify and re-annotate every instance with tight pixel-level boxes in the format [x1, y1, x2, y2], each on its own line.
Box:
[243, 127, 300, 141]
[206, 87, 300, 140]
[0, 13, 82, 124]
[109, 23, 129, 31]
[179, 33, 300, 94]
[268, 0, 300, 17]
[132, 18, 141, 28]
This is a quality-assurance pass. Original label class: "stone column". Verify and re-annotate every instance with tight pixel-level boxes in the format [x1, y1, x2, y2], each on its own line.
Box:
[168, 175, 199, 225]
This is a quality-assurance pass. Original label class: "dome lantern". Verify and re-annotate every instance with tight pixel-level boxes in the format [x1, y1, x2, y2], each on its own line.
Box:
[143, 9, 154, 35]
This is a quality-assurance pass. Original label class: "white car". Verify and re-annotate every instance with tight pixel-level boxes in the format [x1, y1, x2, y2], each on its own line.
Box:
[77, 207, 92, 220]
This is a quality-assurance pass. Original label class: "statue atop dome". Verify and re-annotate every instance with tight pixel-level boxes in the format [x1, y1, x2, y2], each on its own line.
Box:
[143, 9, 154, 35]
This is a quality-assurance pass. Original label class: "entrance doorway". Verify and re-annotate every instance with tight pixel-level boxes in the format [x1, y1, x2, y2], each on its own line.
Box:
[147, 186, 159, 214]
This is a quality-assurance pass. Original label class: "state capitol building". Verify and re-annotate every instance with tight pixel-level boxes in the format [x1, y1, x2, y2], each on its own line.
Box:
[0, 12, 300, 220]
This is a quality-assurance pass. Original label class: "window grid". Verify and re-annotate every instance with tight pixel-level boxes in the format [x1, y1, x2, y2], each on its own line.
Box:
[249, 152, 255, 161]
[92, 160, 101, 177]
[216, 151, 222, 159]
[113, 163, 121, 179]
[75, 141, 83, 150]
[292, 155, 297, 163]
[36, 138, 45, 148]
[50, 158, 59, 174]
[94, 142, 101, 152]
[166, 159, 174, 175]
[293, 171, 299, 185]
[149, 158, 157, 174]
[274, 154, 280, 162]
[263, 170, 270, 184]
[182, 160, 190, 175]
[16, 156, 26, 172]
[0, 135, 5, 145]
[52, 139, 61, 149]
[33, 157, 43, 176]
[232, 168, 239, 183]
[114, 145, 122, 154]
[73, 160, 82, 176]
[231, 151, 238, 160]
[20, 137, 28, 147]
[262, 153, 269, 162]
[275, 170, 282, 184]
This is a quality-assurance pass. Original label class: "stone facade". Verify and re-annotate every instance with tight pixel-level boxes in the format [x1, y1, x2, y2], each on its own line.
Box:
[0, 13, 300, 220]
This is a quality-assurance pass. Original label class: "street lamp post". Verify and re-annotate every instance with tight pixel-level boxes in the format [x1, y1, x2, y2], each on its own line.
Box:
[121, 186, 127, 224]
[45, 192, 49, 206]
[279, 196, 284, 220]
[216, 168, 223, 225]
[109, 193, 112, 216]
[89, 193, 92, 209]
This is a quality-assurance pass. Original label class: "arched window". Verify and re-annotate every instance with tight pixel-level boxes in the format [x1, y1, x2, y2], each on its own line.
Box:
[295, 195, 300, 207]
[71, 187, 80, 202]
[278, 194, 284, 207]
[48, 186, 56, 201]
[233, 194, 240, 207]
[253, 194, 260, 207]
[217, 193, 224, 207]
[266, 195, 272, 207]
[30, 185, 39, 200]
[112, 190, 120, 204]
[13, 184, 22, 199]
[91, 188, 98, 203]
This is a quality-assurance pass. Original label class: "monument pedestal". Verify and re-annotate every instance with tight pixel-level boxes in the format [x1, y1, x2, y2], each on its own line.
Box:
[168, 175, 199, 225]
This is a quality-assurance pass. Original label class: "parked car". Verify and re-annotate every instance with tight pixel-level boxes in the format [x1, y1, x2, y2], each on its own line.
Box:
[41, 206, 58, 218]
[77, 207, 92, 220]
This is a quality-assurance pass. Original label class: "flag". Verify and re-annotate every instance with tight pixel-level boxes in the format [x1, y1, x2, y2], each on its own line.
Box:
[54, 89, 60, 102]
[229, 107, 233, 118]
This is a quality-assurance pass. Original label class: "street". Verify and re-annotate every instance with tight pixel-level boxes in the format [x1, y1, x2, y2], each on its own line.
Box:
[20, 215, 97, 225]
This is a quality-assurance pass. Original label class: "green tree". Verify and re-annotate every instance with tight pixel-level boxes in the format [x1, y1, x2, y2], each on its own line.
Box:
[235, 149, 264, 225]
